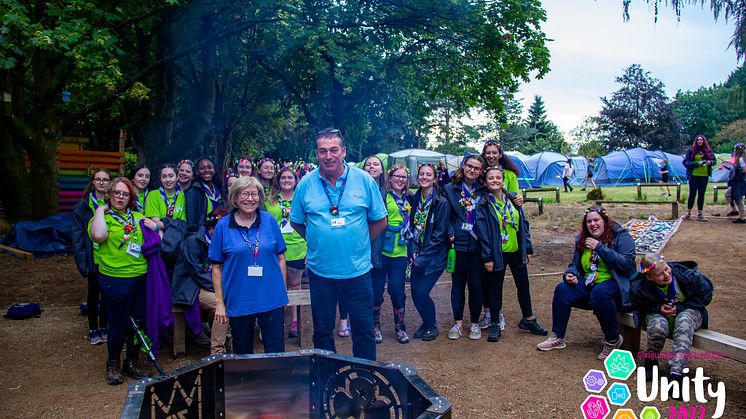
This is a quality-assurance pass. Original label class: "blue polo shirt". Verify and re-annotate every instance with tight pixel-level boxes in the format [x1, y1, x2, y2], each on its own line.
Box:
[208, 209, 288, 317]
[290, 163, 387, 279]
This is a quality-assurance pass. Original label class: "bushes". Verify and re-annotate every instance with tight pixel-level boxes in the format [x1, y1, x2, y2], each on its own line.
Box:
[586, 187, 604, 201]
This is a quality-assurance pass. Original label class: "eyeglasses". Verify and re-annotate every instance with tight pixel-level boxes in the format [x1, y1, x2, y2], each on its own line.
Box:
[93, 178, 110, 183]
[111, 191, 130, 198]
[239, 192, 260, 199]
[391, 175, 408, 180]
[464, 163, 483, 172]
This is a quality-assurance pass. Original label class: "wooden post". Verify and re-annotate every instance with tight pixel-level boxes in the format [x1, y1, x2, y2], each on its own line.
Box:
[636, 183, 642, 200]
[554, 187, 560, 203]
[713, 185, 719, 203]
[676, 183, 681, 202]
[538, 197, 544, 215]
[671, 202, 679, 219]
[521, 189, 527, 199]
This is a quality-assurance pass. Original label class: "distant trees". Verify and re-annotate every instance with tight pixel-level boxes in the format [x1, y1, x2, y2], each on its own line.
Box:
[496, 96, 567, 154]
[598, 64, 683, 152]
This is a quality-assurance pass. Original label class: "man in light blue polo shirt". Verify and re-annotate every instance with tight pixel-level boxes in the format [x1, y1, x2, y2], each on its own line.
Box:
[291, 128, 387, 360]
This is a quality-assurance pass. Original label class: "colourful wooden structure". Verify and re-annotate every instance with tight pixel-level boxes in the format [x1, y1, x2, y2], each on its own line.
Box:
[57, 149, 124, 213]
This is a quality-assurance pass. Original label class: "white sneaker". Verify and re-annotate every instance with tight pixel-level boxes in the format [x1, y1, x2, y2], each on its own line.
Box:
[537, 333, 567, 351]
[447, 324, 462, 340]
[498, 312, 506, 331]
[469, 324, 481, 340]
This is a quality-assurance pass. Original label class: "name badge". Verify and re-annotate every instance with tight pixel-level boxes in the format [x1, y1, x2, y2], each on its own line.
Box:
[461, 223, 473, 232]
[248, 266, 263, 277]
[500, 233, 509, 243]
[331, 217, 347, 228]
[126, 242, 142, 258]
[281, 223, 294, 234]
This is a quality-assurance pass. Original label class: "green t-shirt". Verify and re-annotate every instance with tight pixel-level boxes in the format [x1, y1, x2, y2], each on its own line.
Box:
[383, 193, 408, 258]
[144, 189, 187, 221]
[87, 193, 106, 264]
[88, 210, 148, 278]
[692, 154, 708, 177]
[489, 196, 520, 254]
[581, 249, 612, 285]
[503, 169, 520, 194]
[265, 198, 306, 262]
[135, 191, 148, 212]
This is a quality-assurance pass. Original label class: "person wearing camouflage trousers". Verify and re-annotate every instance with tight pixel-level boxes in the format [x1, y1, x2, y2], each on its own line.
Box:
[630, 256, 714, 382]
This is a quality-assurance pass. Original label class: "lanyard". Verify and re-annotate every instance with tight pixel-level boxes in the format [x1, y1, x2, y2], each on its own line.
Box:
[459, 182, 479, 224]
[160, 187, 178, 218]
[655, 277, 678, 303]
[277, 193, 292, 227]
[413, 191, 433, 244]
[488, 194, 515, 232]
[584, 250, 600, 285]
[320, 168, 348, 215]
[109, 209, 137, 248]
[391, 192, 412, 240]
[89, 192, 100, 211]
[203, 183, 221, 207]
[238, 225, 261, 265]
[135, 192, 145, 213]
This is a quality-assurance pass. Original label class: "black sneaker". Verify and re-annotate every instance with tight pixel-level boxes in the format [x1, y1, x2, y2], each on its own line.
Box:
[122, 359, 150, 379]
[421, 327, 439, 341]
[106, 360, 123, 385]
[518, 318, 548, 336]
[733, 218, 746, 224]
[644, 358, 658, 382]
[487, 323, 501, 342]
[412, 324, 426, 339]
[726, 210, 739, 216]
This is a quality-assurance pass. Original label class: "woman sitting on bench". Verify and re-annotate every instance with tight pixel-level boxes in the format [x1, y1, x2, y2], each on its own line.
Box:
[631, 254, 713, 382]
[537, 206, 636, 360]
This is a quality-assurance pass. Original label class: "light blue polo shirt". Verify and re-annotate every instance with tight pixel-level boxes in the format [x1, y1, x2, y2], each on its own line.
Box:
[208, 209, 288, 317]
[290, 163, 387, 279]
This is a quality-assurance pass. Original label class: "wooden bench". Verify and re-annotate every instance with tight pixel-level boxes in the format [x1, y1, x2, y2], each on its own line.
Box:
[595, 200, 679, 219]
[712, 185, 727, 204]
[618, 312, 746, 364]
[171, 288, 312, 357]
[523, 197, 544, 215]
[522, 187, 560, 203]
[636, 182, 681, 202]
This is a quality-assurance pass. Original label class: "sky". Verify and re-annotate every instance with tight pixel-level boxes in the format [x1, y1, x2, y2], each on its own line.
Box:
[515, 0, 741, 134]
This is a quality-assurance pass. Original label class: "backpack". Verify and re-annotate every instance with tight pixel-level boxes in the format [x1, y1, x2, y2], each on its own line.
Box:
[4, 302, 42, 320]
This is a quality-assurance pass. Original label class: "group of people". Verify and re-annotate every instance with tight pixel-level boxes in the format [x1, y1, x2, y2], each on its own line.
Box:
[71, 130, 722, 388]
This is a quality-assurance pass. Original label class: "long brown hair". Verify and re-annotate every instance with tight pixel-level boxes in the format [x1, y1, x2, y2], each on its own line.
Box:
[450, 155, 486, 184]
[268, 166, 298, 205]
[577, 206, 615, 251]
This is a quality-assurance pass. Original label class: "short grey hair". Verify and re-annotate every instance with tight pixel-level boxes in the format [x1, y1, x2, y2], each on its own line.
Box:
[228, 175, 264, 209]
[316, 127, 346, 149]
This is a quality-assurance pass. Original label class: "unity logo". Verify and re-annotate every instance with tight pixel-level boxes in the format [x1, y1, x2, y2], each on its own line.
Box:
[579, 349, 727, 419]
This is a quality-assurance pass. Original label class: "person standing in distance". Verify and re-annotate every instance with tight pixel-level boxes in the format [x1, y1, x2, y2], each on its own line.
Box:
[290, 128, 388, 361]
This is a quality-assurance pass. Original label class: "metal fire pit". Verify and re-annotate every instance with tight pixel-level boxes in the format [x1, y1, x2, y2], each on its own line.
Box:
[121, 349, 451, 418]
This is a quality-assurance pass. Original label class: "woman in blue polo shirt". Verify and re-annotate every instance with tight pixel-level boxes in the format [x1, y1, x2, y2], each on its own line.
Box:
[210, 175, 288, 355]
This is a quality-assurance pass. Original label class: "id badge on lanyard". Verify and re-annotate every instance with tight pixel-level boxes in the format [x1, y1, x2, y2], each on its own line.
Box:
[126, 241, 142, 258]
[331, 217, 347, 228]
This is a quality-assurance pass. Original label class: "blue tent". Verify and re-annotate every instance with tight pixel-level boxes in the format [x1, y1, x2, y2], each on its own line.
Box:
[593, 148, 686, 186]
[523, 151, 573, 186]
[507, 155, 540, 188]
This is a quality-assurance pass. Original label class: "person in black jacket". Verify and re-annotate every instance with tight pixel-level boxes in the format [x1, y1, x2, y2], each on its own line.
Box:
[537, 206, 637, 360]
[682, 135, 717, 221]
[172, 208, 232, 354]
[71, 168, 111, 345]
[474, 166, 547, 342]
[185, 157, 223, 228]
[630, 255, 713, 382]
[408, 163, 450, 341]
[443, 155, 486, 340]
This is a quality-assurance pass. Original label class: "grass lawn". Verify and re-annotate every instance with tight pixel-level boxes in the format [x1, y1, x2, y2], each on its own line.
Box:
[524, 182, 729, 204]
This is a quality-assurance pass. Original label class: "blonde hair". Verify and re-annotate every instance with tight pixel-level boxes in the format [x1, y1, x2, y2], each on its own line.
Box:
[228, 175, 265, 210]
[639, 253, 665, 276]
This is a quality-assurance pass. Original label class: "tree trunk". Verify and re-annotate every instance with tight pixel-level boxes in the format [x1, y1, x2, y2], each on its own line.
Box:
[0, 130, 32, 221]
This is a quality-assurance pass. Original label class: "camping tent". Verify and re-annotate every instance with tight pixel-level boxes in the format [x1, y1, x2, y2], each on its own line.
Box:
[523, 151, 575, 186]
[592, 148, 686, 186]
[505, 154, 540, 188]
[711, 154, 735, 183]
[388, 149, 449, 184]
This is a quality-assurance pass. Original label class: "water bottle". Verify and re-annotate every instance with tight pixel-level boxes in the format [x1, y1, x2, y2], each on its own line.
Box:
[446, 244, 456, 273]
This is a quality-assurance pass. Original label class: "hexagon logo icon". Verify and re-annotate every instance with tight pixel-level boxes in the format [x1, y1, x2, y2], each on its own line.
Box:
[581, 395, 610, 419]
[606, 382, 631, 406]
[604, 349, 636, 380]
[613, 408, 637, 419]
[583, 369, 608, 393]
[640, 406, 661, 419]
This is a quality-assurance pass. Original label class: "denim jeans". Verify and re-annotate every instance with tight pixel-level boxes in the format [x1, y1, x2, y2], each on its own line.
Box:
[98, 273, 146, 361]
[229, 306, 285, 355]
[372, 256, 408, 310]
[309, 270, 375, 361]
[410, 265, 441, 329]
[551, 278, 622, 342]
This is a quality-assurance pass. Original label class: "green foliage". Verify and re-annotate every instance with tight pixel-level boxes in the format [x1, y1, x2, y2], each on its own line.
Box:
[599, 64, 683, 152]
[586, 187, 604, 201]
[673, 84, 745, 143]
[570, 116, 605, 157]
[124, 152, 139, 177]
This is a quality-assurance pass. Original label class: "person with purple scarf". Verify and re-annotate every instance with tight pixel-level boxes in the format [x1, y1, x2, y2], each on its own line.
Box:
[89, 177, 156, 385]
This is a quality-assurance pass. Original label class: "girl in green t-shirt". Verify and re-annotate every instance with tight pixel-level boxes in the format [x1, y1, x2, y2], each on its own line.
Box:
[89, 177, 158, 385]
[265, 166, 306, 339]
[145, 164, 187, 228]
[128, 164, 151, 213]
[682, 135, 717, 221]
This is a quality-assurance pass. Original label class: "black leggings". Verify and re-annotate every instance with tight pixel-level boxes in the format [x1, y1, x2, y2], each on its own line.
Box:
[450, 251, 483, 323]
[687, 175, 708, 212]
[87, 268, 107, 330]
[484, 251, 534, 320]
